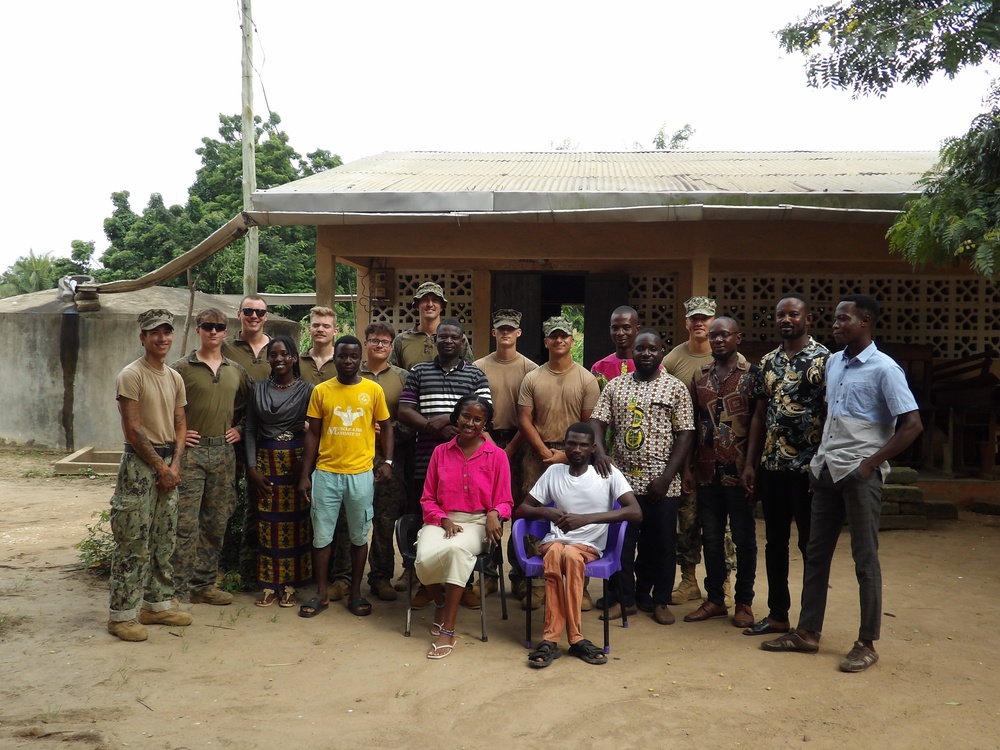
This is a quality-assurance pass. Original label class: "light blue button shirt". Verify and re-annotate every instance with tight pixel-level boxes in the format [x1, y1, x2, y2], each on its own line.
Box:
[810, 342, 918, 482]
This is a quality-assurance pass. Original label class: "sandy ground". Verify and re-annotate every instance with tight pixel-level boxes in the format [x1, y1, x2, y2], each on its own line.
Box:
[1, 448, 999, 750]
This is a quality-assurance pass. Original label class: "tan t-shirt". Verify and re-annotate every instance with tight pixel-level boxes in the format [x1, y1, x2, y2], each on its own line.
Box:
[662, 343, 714, 390]
[474, 352, 538, 430]
[116, 358, 187, 445]
[518, 363, 600, 444]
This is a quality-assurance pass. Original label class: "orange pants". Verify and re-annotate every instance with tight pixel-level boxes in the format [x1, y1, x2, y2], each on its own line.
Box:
[539, 541, 600, 645]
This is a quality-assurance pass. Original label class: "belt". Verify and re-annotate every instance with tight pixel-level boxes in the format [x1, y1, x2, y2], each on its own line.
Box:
[490, 429, 517, 442]
[273, 431, 303, 442]
[544, 442, 564, 450]
[123, 443, 173, 459]
[197, 435, 228, 446]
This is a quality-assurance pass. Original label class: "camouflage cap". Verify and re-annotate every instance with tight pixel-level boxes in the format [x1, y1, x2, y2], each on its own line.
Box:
[542, 316, 574, 337]
[684, 296, 717, 318]
[412, 281, 448, 305]
[137, 309, 174, 331]
[491, 308, 522, 329]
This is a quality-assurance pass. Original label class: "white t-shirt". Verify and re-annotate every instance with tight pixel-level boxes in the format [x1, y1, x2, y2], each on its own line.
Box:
[527, 464, 633, 554]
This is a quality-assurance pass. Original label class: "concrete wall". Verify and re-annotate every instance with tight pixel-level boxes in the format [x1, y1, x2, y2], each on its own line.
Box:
[0, 288, 298, 451]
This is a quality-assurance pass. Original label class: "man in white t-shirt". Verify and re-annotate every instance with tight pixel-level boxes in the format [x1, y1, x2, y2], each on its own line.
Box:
[517, 423, 641, 668]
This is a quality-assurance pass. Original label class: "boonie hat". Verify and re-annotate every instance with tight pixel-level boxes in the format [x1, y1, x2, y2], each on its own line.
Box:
[542, 316, 574, 337]
[492, 309, 522, 329]
[684, 296, 717, 318]
[137, 309, 174, 331]
[412, 281, 448, 305]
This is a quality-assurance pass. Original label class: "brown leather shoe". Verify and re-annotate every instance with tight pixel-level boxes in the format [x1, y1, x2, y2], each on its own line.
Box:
[370, 579, 397, 602]
[410, 585, 433, 610]
[683, 600, 728, 622]
[461, 584, 482, 609]
[328, 580, 351, 602]
[732, 602, 754, 629]
[652, 604, 676, 625]
[599, 602, 638, 621]
[521, 589, 545, 611]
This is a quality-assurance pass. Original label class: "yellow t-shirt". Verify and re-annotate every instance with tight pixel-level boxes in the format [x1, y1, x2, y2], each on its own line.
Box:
[307, 378, 389, 474]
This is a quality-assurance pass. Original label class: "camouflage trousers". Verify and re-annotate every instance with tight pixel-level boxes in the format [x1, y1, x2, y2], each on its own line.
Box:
[331, 454, 406, 585]
[108, 453, 179, 620]
[171, 444, 237, 595]
[676, 491, 737, 571]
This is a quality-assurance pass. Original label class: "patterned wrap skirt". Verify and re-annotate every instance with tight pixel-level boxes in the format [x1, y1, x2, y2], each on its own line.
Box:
[256, 436, 313, 589]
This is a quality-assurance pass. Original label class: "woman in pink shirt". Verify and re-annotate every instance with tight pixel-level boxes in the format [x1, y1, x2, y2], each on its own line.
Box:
[416, 394, 513, 659]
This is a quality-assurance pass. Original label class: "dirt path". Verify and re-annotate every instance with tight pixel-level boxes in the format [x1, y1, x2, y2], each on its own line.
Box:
[1, 449, 998, 749]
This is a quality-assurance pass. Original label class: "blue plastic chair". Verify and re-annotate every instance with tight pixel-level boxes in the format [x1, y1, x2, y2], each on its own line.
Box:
[511, 507, 629, 655]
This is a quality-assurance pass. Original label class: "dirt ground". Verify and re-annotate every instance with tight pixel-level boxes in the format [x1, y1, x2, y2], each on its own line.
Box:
[1, 448, 999, 750]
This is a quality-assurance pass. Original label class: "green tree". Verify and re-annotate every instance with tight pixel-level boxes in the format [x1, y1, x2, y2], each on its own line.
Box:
[778, 1, 1000, 275]
[98, 112, 353, 321]
[1, 251, 57, 297]
[652, 123, 695, 150]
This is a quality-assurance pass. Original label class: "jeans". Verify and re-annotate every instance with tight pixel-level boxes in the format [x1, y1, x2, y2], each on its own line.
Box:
[758, 468, 812, 622]
[613, 494, 679, 607]
[697, 480, 757, 607]
[799, 465, 884, 642]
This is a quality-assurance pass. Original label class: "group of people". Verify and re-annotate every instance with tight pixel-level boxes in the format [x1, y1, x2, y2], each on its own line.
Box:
[107, 281, 922, 675]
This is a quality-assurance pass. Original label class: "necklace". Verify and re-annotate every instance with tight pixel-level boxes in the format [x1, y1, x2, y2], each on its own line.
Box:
[270, 376, 298, 390]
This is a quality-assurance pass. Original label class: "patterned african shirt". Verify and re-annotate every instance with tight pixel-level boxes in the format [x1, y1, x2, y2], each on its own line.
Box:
[752, 337, 829, 473]
[591, 370, 695, 496]
[693, 354, 759, 486]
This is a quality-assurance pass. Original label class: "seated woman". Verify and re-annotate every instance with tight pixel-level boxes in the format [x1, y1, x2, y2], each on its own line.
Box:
[415, 394, 513, 659]
[244, 335, 315, 608]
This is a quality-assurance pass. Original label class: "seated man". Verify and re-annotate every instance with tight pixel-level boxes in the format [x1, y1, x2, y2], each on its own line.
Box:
[517, 423, 641, 668]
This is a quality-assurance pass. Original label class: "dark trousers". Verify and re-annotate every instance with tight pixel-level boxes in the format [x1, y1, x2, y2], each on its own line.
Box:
[613, 493, 679, 607]
[799, 465, 884, 642]
[697, 479, 757, 607]
[758, 467, 812, 622]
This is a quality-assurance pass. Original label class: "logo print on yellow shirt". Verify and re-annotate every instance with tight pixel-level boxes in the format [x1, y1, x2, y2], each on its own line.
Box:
[333, 406, 365, 427]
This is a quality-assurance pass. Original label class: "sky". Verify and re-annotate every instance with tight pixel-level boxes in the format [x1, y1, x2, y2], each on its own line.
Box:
[2, 0, 995, 273]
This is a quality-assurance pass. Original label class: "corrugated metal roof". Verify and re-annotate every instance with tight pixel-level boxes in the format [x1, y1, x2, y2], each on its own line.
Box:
[253, 150, 938, 217]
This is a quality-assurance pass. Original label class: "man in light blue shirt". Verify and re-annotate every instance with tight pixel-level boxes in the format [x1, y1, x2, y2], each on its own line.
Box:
[762, 294, 922, 673]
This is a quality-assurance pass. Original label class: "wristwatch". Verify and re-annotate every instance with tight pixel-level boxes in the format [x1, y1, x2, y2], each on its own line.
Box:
[384, 459, 394, 466]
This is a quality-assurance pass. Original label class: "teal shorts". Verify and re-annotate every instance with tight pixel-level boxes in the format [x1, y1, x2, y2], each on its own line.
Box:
[311, 469, 374, 547]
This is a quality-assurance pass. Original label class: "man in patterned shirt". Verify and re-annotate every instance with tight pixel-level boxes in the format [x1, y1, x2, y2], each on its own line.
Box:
[684, 316, 759, 629]
[591, 328, 695, 625]
[741, 293, 828, 636]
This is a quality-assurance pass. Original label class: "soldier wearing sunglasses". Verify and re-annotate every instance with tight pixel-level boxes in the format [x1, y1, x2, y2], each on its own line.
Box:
[171, 308, 251, 605]
[224, 295, 271, 382]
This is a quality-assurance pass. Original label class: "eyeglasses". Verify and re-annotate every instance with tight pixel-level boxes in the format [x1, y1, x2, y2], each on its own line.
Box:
[199, 322, 228, 333]
[241, 308, 267, 318]
[366, 339, 392, 348]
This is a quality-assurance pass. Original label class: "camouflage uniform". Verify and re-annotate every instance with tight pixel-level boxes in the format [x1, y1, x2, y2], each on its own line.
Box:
[330, 449, 406, 585]
[172, 444, 238, 594]
[109, 453, 180, 620]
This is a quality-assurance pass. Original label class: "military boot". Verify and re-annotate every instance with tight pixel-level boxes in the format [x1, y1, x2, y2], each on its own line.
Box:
[670, 565, 702, 605]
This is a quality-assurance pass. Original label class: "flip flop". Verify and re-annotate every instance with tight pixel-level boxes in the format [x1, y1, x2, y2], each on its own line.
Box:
[528, 640, 562, 669]
[255, 590, 276, 607]
[426, 642, 455, 660]
[298, 596, 329, 618]
[568, 639, 607, 665]
[760, 631, 820, 653]
[347, 596, 373, 617]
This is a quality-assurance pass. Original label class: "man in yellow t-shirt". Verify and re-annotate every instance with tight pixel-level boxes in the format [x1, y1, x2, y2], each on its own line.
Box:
[297, 336, 394, 618]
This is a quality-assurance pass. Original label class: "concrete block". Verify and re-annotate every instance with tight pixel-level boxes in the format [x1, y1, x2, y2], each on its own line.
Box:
[881, 485, 922, 503]
[886, 467, 920, 485]
[880, 501, 900, 515]
[899, 501, 928, 515]
[970, 498, 1000, 516]
[924, 499, 959, 521]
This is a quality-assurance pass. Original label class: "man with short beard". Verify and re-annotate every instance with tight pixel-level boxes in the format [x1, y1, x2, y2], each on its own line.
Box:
[741, 293, 828, 637]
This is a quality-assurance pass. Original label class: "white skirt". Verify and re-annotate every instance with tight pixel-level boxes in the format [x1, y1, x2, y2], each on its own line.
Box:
[415, 511, 486, 588]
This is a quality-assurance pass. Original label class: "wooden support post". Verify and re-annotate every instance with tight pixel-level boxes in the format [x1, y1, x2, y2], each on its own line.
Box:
[472, 270, 491, 359]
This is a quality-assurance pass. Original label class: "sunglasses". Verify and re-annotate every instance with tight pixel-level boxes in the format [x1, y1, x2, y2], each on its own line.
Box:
[241, 308, 267, 318]
[199, 322, 228, 333]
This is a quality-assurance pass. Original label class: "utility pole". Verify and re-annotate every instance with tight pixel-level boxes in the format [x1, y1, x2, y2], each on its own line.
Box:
[241, 0, 259, 296]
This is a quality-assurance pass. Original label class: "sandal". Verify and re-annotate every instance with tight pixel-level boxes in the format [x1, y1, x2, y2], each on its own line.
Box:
[430, 598, 447, 636]
[298, 596, 329, 618]
[568, 638, 607, 665]
[427, 627, 456, 660]
[347, 596, 373, 617]
[528, 640, 562, 669]
[279, 586, 297, 608]
[255, 589, 277, 607]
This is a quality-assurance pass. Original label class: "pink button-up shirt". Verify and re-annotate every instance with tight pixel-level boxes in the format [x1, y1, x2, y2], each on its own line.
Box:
[420, 438, 513, 526]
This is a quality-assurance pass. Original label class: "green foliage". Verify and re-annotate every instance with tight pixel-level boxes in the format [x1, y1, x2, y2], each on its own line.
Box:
[561, 304, 586, 365]
[77, 509, 114, 574]
[652, 123, 695, 150]
[888, 86, 1000, 275]
[777, 0, 1000, 98]
[97, 112, 346, 302]
[1, 251, 57, 297]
